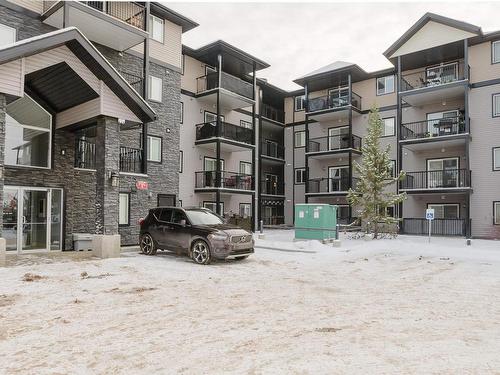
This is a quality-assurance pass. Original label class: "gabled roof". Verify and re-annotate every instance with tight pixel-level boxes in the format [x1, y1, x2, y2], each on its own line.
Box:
[151, 3, 199, 33]
[383, 12, 482, 59]
[295, 61, 356, 82]
[0, 27, 156, 122]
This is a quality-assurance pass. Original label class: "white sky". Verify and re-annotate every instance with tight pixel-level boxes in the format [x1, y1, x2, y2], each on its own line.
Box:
[165, 1, 500, 91]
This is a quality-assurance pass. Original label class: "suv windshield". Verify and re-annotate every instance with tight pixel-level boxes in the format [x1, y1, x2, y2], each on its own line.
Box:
[185, 209, 224, 225]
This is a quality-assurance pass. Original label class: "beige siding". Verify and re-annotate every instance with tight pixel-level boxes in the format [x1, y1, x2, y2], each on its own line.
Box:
[353, 78, 396, 111]
[100, 81, 141, 123]
[56, 98, 100, 129]
[0, 59, 24, 97]
[181, 55, 209, 94]
[469, 41, 500, 83]
[6, 0, 43, 13]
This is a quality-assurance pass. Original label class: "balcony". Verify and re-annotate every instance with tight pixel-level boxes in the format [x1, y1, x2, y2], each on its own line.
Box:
[400, 61, 467, 106]
[260, 141, 285, 161]
[400, 169, 471, 192]
[401, 218, 467, 236]
[74, 138, 96, 170]
[120, 146, 143, 174]
[261, 103, 284, 124]
[196, 71, 254, 110]
[306, 134, 362, 158]
[195, 171, 253, 193]
[260, 179, 284, 196]
[195, 121, 254, 149]
[306, 177, 358, 196]
[306, 92, 361, 121]
[42, 1, 147, 52]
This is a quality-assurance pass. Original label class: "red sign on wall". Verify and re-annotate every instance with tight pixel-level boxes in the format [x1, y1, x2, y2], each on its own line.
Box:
[136, 181, 149, 190]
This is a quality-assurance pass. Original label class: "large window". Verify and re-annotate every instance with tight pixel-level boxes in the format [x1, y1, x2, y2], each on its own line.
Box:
[495, 202, 500, 225]
[294, 95, 305, 111]
[494, 94, 500, 117]
[148, 75, 162, 102]
[0, 23, 16, 47]
[428, 204, 459, 219]
[147, 135, 162, 162]
[295, 168, 306, 184]
[239, 161, 252, 175]
[294, 131, 306, 148]
[493, 40, 500, 64]
[149, 15, 164, 43]
[119, 193, 130, 226]
[377, 75, 395, 95]
[382, 117, 395, 137]
[494, 147, 500, 171]
[239, 203, 251, 218]
[5, 94, 51, 168]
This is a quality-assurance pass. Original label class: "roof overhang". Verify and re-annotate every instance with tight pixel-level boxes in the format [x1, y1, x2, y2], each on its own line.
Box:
[0, 27, 156, 123]
[151, 3, 199, 33]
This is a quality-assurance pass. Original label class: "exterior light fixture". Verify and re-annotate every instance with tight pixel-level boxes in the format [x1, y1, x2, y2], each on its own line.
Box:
[110, 172, 119, 187]
[166, 128, 171, 133]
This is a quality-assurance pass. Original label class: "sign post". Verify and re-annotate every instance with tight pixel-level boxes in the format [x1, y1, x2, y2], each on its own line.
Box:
[426, 208, 435, 243]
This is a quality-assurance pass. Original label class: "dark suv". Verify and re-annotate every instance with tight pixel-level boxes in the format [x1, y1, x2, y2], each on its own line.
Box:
[139, 207, 254, 264]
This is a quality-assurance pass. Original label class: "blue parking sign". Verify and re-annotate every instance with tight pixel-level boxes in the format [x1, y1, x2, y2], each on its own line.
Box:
[426, 208, 435, 220]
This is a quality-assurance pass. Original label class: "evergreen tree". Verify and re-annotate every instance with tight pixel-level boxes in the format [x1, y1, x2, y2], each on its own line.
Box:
[347, 107, 406, 238]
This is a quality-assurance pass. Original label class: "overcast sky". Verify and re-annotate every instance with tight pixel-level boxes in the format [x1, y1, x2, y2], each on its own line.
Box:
[165, 1, 500, 91]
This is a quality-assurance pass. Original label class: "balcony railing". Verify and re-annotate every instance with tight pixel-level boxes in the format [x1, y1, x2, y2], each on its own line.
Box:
[401, 218, 466, 236]
[401, 61, 465, 91]
[196, 71, 254, 99]
[43, 1, 146, 30]
[400, 169, 471, 190]
[261, 103, 284, 123]
[307, 177, 359, 194]
[307, 134, 362, 153]
[195, 121, 254, 145]
[119, 70, 143, 97]
[307, 92, 361, 113]
[260, 179, 284, 196]
[74, 138, 96, 170]
[401, 115, 466, 140]
[195, 171, 253, 191]
[261, 141, 285, 159]
[120, 146, 143, 174]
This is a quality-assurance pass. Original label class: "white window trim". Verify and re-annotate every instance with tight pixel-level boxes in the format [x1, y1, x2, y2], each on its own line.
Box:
[119, 193, 130, 226]
[495, 202, 500, 225]
[148, 75, 162, 102]
[0, 23, 16, 46]
[493, 93, 500, 117]
[147, 135, 162, 163]
[427, 204, 460, 219]
[179, 150, 183, 173]
[294, 131, 306, 148]
[381, 117, 395, 137]
[493, 147, 500, 171]
[377, 75, 395, 95]
[295, 168, 306, 184]
[493, 40, 500, 64]
[149, 14, 164, 44]
[294, 95, 305, 112]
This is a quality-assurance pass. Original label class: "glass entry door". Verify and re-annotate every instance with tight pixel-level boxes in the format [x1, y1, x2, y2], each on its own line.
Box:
[2, 187, 63, 253]
[427, 158, 459, 188]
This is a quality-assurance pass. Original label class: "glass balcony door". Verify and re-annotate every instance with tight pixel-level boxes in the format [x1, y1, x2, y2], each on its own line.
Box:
[328, 87, 349, 108]
[427, 158, 459, 188]
[328, 126, 349, 150]
[426, 110, 459, 136]
[328, 166, 349, 192]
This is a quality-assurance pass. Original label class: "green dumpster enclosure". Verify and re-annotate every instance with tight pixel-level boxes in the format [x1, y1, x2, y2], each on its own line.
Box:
[294, 204, 337, 241]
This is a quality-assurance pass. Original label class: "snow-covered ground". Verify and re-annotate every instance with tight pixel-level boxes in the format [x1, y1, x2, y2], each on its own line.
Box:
[1, 230, 499, 374]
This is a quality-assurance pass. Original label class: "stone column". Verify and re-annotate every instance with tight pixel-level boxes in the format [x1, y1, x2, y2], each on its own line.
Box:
[93, 116, 120, 258]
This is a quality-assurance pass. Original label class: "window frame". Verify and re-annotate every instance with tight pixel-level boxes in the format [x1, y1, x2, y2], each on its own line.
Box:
[493, 147, 500, 171]
[294, 130, 306, 148]
[149, 14, 164, 44]
[381, 117, 396, 137]
[294, 95, 305, 112]
[179, 150, 183, 173]
[239, 203, 252, 218]
[148, 75, 163, 102]
[493, 93, 500, 118]
[494, 201, 500, 225]
[180, 102, 183, 124]
[427, 203, 460, 219]
[0, 23, 16, 46]
[240, 119, 252, 129]
[239, 161, 252, 175]
[376, 75, 395, 96]
[203, 201, 224, 215]
[146, 134, 162, 163]
[181, 54, 185, 75]
[118, 192, 130, 226]
[294, 168, 306, 184]
[492, 40, 500, 64]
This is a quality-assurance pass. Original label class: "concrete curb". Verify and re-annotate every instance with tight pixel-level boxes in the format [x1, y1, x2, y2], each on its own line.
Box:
[255, 245, 316, 254]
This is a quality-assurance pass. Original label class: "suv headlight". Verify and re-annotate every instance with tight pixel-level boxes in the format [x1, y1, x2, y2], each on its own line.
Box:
[209, 232, 228, 242]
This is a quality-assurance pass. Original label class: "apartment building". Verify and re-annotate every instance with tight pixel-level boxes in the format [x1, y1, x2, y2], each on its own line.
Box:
[284, 13, 500, 239]
[0, 0, 197, 252]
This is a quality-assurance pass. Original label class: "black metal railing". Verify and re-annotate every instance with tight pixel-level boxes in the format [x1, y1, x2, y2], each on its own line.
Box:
[195, 171, 253, 191]
[262, 216, 285, 226]
[196, 71, 253, 99]
[74, 138, 96, 169]
[400, 169, 471, 190]
[401, 115, 466, 140]
[119, 70, 143, 97]
[261, 141, 285, 159]
[307, 134, 362, 153]
[307, 92, 361, 113]
[401, 61, 466, 91]
[261, 103, 284, 123]
[260, 179, 284, 196]
[401, 218, 466, 236]
[195, 121, 254, 145]
[307, 177, 359, 194]
[120, 146, 143, 173]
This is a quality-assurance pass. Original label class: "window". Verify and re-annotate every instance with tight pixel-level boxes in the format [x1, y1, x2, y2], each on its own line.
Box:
[494, 147, 500, 171]
[147, 135, 162, 162]
[158, 194, 175, 207]
[294, 95, 305, 111]
[172, 209, 187, 224]
[382, 117, 395, 137]
[387, 160, 396, 178]
[204, 111, 224, 123]
[159, 207, 172, 222]
[119, 193, 130, 226]
[203, 201, 224, 214]
[149, 14, 164, 43]
[295, 168, 306, 184]
[494, 94, 500, 117]
[377, 75, 395, 95]
[179, 150, 183, 173]
[5, 94, 51, 168]
[0, 23, 16, 47]
[240, 120, 252, 129]
[428, 204, 459, 219]
[239, 161, 252, 175]
[239, 203, 251, 218]
[378, 205, 395, 218]
[148, 76, 162, 102]
[294, 131, 306, 148]
[493, 41, 500, 64]
[494, 202, 500, 225]
[180, 102, 183, 124]
[181, 54, 185, 75]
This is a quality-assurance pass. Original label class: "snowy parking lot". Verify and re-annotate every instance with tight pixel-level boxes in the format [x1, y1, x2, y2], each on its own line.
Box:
[1, 230, 500, 374]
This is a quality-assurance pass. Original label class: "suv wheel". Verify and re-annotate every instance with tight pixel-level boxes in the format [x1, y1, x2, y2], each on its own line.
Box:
[191, 240, 211, 265]
[140, 234, 157, 255]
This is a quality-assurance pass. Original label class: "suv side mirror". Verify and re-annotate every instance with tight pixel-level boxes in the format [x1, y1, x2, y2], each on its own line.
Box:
[180, 219, 187, 227]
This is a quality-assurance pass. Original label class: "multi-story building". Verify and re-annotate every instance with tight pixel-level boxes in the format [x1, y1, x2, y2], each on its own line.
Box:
[284, 13, 500, 239]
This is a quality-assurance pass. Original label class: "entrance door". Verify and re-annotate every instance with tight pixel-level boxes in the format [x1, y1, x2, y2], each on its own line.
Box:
[427, 158, 459, 188]
[328, 166, 349, 192]
[328, 126, 349, 150]
[2, 187, 63, 253]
